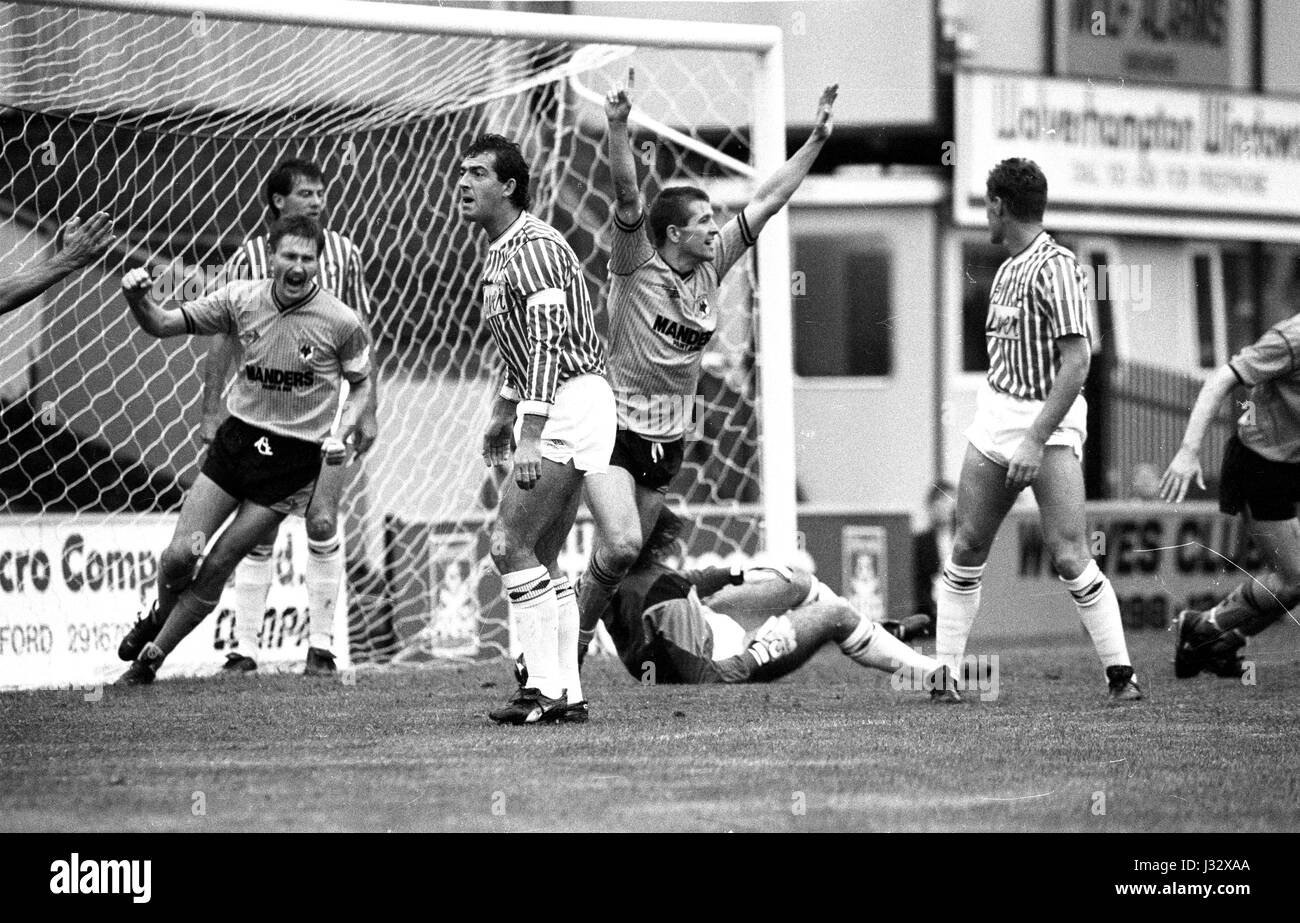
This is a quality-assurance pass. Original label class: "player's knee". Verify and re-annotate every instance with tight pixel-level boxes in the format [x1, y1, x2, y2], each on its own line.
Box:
[951, 528, 990, 564]
[159, 543, 198, 581]
[306, 512, 338, 542]
[489, 524, 526, 572]
[602, 533, 642, 575]
[1050, 545, 1090, 581]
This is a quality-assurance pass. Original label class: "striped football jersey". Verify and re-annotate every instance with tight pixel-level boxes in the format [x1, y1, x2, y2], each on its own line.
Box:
[985, 231, 1090, 401]
[182, 280, 371, 443]
[605, 211, 755, 439]
[479, 211, 605, 416]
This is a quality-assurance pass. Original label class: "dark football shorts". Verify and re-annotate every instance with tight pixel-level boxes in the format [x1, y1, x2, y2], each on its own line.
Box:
[1218, 435, 1300, 521]
[201, 416, 321, 515]
[609, 430, 684, 491]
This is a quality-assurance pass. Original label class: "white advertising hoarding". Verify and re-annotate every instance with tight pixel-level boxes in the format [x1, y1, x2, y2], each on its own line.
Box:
[0, 514, 347, 690]
[956, 71, 1300, 240]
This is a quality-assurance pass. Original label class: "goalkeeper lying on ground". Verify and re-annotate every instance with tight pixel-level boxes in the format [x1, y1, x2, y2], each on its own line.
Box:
[522, 509, 961, 700]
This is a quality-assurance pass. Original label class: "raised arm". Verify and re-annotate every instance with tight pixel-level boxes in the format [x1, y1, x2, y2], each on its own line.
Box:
[0, 213, 114, 318]
[120, 267, 191, 337]
[740, 84, 837, 238]
[1159, 364, 1239, 503]
[604, 70, 643, 227]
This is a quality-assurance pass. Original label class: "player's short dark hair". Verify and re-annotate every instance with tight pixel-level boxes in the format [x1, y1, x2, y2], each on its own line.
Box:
[265, 158, 326, 218]
[648, 186, 710, 247]
[464, 134, 531, 210]
[986, 158, 1048, 222]
[268, 214, 324, 257]
[636, 507, 685, 570]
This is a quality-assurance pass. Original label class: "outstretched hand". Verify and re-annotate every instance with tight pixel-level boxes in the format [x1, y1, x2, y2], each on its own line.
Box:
[60, 212, 115, 268]
[811, 84, 838, 142]
[605, 68, 634, 122]
[1159, 446, 1205, 503]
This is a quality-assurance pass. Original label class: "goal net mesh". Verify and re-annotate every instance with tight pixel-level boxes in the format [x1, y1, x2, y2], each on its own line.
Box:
[0, 1, 769, 667]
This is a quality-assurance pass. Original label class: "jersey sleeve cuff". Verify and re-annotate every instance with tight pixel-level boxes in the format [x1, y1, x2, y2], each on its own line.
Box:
[614, 212, 645, 233]
[499, 384, 521, 402]
[519, 399, 551, 418]
[737, 210, 757, 247]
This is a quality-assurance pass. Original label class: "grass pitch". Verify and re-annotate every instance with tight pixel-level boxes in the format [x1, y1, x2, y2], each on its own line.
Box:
[3, 629, 1298, 832]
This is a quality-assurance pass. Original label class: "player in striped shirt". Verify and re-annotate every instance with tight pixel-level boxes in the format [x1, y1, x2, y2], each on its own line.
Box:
[572, 77, 838, 664]
[460, 134, 613, 724]
[935, 158, 1141, 703]
[1160, 293, 1300, 679]
[115, 215, 373, 685]
[201, 159, 380, 676]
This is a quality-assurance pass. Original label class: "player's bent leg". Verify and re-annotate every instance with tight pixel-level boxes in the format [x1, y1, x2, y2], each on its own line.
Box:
[120, 474, 239, 664]
[122, 500, 284, 684]
[577, 466, 643, 634]
[706, 566, 816, 619]
[936, 443, 1020, 671]
[1179, 514, 1300, 679]
[490, 459, 585, 710]
[304, 463, 346, 660]
[1033, 446, 1139, 700]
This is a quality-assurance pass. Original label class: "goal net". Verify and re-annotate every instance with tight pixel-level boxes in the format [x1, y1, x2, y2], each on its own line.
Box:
[0, 0, 789, 674]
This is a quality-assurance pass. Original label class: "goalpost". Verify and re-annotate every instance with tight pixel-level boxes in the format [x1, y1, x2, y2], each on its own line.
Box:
[0, 0, 797, 679]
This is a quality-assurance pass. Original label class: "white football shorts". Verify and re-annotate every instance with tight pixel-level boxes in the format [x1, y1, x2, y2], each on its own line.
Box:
[513, 373, 615, 475]
[702, 604, 748, 662]
[965, 378, 1087, 467]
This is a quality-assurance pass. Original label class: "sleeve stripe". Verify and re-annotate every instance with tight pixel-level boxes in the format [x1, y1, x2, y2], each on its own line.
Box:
[737, 209, 756, 247]
[180, 306, 195, 336]
[614, 212, 645, 233]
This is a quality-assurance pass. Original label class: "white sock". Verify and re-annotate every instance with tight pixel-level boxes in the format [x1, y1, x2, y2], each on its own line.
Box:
[935, 561, 984, 671]
[553, 575, 583, 704]
[1063, 560, 1130, 670]
[503, 565, 562, 699]
[233, 543, 273, 659]
[306, 531, 343, 651]
[840, 617, 939, 674]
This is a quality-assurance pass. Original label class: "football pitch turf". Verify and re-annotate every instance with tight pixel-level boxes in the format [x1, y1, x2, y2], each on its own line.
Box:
[3, 629, 1298, 833]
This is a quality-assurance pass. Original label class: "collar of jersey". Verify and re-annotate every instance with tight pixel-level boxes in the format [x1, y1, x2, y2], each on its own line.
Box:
[272, 281, 319, 314]
[656, 250, 695, 282]
[488, 211, 530, 251]
[1007, 229, 1049, 264]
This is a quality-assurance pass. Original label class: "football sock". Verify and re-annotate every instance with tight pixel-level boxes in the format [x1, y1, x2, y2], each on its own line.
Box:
[840, 617, 939, 675]
[152, 589, 224, 655]
[503, 565, 562, 699]
[306, 532, 343, 651]
[233, 543, 273, 659]
[1210, 580, 1288, 636]
[157, 569, 194, 622]
[552, 575, 583, 704]
[577, 627, 595, 660]
[935, 561, 984, 671]
[577, 549, 622, 632]
[1063, 560, 1130, 670]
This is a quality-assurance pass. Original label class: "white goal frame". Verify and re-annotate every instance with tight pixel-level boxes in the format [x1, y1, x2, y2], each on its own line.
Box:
[40, 0, 800, 555]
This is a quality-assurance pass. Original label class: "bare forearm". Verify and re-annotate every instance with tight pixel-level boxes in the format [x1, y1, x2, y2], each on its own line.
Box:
[1028, 357, 1089, 443]
[338, 377, 372, 436]
[1181, 367, 1238, 454]
[0, 253, 79, 318]
[605, 116, 641, 211]
[123, 290, 170, 338]
[752, 135, 825, 214]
